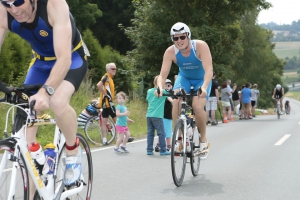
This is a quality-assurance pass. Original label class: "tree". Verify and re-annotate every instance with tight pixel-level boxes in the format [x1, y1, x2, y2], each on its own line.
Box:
[124, 0, 271, 92]
[89, 0, 135, 55]
[0, 32, 31, 85]
[66, 0, 102, 31]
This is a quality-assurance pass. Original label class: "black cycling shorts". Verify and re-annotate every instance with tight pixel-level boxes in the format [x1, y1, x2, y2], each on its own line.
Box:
[102, 106, 116, 119]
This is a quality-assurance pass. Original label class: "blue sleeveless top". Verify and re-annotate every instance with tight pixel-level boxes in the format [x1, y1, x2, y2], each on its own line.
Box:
[174, 40, 205, 80]
[7, 0, 84, 57]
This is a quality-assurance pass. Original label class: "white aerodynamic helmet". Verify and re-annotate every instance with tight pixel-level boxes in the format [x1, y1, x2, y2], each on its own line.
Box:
[170, 22, 191, 42]
[276, 84, 281, 90]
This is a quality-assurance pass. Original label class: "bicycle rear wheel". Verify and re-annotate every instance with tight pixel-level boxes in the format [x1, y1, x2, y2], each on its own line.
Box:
[190, 127, 201, 176]
[55, 133, 93, 200]
[84, 116, 116, 145]
[0, 151, 29, 199]
[171, 119, 187, 187]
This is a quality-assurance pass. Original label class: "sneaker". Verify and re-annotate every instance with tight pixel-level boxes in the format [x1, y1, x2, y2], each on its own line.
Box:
[102, 142, 109, 146]
[211, 122, 217, 126]
[120, 146, 129, 153]
[160, 151, 171, 156]
[167, 145, 171, 152]
[114, 147, 123, 153]
[154, 143, 160, 152]
[279, 111, 283, 115]
[128, 137, 134, 142]
[64, 146, 82, 186]
[199, 142, 209, 160]
[147, 151, 154, 155]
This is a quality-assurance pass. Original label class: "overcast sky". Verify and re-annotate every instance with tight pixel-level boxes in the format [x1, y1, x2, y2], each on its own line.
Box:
[257, 0, 300, 24]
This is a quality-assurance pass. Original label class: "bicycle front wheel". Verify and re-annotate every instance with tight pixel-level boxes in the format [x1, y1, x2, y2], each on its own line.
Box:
[84, 116, 116, 145]
[171, 118, 187, 187]
[56, 133, 93, 200]
[277, 103, 280, 119]
[190, 127, 201, 176]
[0, 151, 29, 200]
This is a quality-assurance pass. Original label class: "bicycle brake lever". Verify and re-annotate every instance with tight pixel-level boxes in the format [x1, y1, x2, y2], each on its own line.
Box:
[29, 100, 37, 118]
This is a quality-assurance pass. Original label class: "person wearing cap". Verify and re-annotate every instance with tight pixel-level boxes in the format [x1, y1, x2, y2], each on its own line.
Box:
[157, 22, 212, 160]
[155, 79, 173, 152]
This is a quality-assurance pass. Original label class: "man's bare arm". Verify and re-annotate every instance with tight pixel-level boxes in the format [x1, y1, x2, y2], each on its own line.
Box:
[157, 47, 173, 93]
[197, 40, 213, 93]
[44, 0, 72, 90]
[0, 5, 9, 53]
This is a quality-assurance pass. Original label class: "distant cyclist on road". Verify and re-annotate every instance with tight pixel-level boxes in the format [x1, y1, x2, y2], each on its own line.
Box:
[272, 84, 285, 114]
[157, 22, 213, 160]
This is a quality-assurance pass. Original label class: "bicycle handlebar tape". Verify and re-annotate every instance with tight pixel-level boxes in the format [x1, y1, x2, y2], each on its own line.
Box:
[0, 81, 11, 94]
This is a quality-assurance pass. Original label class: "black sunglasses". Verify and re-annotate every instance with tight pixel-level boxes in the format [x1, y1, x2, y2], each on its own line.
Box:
[1, 0, 25, 8]
[110, 68, 117, 71]
[173, 35, 187, 41]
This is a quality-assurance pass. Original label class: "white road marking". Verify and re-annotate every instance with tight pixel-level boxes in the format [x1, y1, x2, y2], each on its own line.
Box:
[274, 134, 291, 146]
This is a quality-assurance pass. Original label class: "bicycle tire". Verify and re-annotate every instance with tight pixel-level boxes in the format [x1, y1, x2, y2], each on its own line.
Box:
[84, 116, 116, 145]
[190, 127, 201, 176]
[0, 151, 29, 199]
[55, 133, 93, 200]
[171, 119, 187, 187]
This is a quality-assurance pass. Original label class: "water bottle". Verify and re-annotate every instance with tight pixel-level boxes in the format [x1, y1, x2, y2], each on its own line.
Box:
[42, 143, 56, 175]
[29, 142, 46, 175]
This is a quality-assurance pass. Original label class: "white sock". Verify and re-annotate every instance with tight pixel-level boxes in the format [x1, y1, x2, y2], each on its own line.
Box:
[103, 138, 107, 143]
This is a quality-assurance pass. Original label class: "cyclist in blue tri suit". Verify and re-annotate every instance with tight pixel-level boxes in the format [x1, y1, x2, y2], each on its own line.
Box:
[272, 84, 285, 114]
[0, 0, 88, 196]
[157, 22, 213, 160]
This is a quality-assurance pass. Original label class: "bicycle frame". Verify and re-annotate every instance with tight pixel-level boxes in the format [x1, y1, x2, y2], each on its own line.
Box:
[0, 104, 83, 200]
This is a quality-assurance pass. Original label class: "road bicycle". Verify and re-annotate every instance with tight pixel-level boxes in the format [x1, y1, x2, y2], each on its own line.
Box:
[162, 87, 207, 187]
[0, 81, 93, 200]
[84, 105, 116, 146]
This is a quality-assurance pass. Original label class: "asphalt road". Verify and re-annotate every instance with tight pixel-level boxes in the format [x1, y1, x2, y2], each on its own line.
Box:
[91, 97, 300, 200]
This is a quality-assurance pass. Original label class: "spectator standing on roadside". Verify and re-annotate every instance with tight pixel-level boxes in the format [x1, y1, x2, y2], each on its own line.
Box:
[114, 92, 134, 153]
[241, 83, 252, 119]
[146, 76, 170, 156]
[238, 85, 245, 119]
[155, 79, 173, 152]
[206, 72, 219, 125]
[250, 84, 260, 117]
[227, 79, 237, 120]
[221, 81, 232, 123]
[232, 83, 239, 113]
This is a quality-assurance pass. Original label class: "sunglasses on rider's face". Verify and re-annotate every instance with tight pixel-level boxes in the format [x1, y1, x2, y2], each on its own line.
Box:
[173, 35, 187, 41]
[1, 0, 25, 8]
